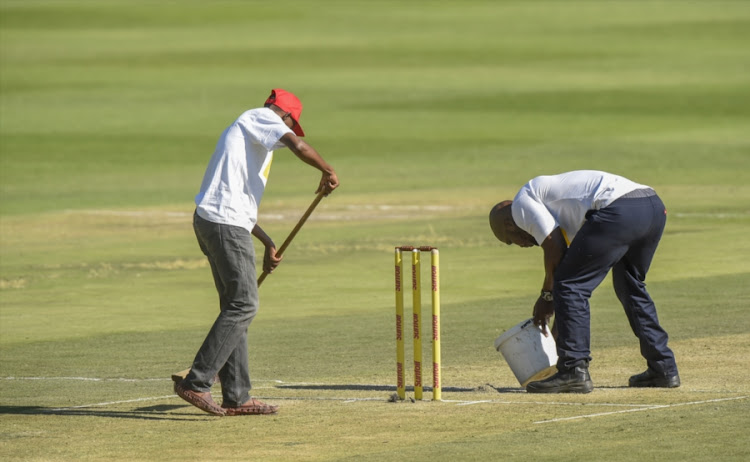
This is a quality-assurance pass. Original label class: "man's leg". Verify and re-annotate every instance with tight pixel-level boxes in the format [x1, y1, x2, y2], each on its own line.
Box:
[527, 210, 631, 393]
[614, 260, 678, 377]
[218, 305, 254, 406]
[188, 214, 257, 401]
[611, 195, 678, 383]
[526, 194, 676, 393]
[553, 214, 631, 371]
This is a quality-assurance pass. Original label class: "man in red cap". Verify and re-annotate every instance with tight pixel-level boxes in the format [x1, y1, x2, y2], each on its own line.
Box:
[174, 89, 339, 416]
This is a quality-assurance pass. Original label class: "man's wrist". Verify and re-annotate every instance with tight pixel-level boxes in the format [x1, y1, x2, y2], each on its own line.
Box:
[540, 290, 553, 302]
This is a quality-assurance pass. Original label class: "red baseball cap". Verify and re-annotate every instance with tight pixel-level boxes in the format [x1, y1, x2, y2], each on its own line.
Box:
[265, 88, 305, 137]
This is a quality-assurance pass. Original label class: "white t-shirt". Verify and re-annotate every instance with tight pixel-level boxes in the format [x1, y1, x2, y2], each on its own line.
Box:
[195, 108, 293, 233]
[512, 170, 648, 245]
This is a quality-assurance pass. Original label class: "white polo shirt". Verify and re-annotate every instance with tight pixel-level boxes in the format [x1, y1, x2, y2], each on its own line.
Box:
[512, 170, 648, 245]
[195, 108, 293, 233]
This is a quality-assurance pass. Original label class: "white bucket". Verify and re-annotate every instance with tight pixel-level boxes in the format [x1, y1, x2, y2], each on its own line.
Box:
[494, 318, 558, 386]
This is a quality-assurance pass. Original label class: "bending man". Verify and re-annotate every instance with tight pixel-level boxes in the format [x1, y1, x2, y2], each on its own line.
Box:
[489, 170, 679, 393]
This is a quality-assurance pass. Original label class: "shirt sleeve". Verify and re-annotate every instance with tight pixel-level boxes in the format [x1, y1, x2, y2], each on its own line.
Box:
[511, 187, 558, 245]
[244, 110, 294, 151]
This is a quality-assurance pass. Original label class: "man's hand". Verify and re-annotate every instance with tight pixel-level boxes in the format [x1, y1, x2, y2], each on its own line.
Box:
[533, 297, 555, 337]
[263, 245, 282, 274]
[317, 170, 339, 195]
[252, 224, 281, 274]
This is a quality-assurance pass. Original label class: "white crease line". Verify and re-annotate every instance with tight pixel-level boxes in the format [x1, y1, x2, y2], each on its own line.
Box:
[8, 377, 749, 413]
[46, 394, 750, 413]
[49, 395, 177, 411]
[446, 399, 651, 407]
[36, 393, 750, 415]
[257, 396, 383, 403]
[2, 376, 166, 382]
[50, 394, 385, 411]
[7, 376, 749, 396]
[534, 395, 749, 424]
[455, 400, 493, 406]
[1, 376, 283, 383]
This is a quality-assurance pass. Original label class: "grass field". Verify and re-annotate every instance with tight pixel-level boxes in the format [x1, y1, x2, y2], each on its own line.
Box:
[1, 0, 749, 460]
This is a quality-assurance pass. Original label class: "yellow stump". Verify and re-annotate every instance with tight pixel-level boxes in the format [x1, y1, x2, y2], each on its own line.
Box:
[431, 249, 441, 401]
[412, 249, 423, 400]
[395, 249, 405, 400]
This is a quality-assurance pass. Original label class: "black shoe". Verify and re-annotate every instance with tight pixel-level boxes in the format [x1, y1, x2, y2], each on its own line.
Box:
[526, 366, 594, 394]
[629, 368, 680, 388]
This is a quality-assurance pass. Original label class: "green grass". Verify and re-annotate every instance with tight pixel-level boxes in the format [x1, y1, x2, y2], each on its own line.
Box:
[2, 1, 749, 460]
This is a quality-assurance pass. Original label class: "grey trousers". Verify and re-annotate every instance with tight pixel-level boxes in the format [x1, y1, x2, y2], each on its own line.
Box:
[187, 212, 259, 406]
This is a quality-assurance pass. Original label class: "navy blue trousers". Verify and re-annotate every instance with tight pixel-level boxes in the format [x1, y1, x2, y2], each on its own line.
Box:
[553, 193, 678, 376]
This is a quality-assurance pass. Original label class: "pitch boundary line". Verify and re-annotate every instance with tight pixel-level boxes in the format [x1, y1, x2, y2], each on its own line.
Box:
[533, 395, 749, 424]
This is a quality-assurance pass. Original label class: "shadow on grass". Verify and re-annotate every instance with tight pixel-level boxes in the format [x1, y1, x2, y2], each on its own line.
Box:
[0, 405, 215, 421]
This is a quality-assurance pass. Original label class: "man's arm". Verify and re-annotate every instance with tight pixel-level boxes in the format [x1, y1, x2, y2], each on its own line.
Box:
[280, 133, 339, 195]
[533, 227, 567, 335]
[540, 227, 567, 291]
[251, 224, 282, 274]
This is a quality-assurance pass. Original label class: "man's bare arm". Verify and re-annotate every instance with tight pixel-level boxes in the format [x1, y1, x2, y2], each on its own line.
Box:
[280, 133, 339, 194]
